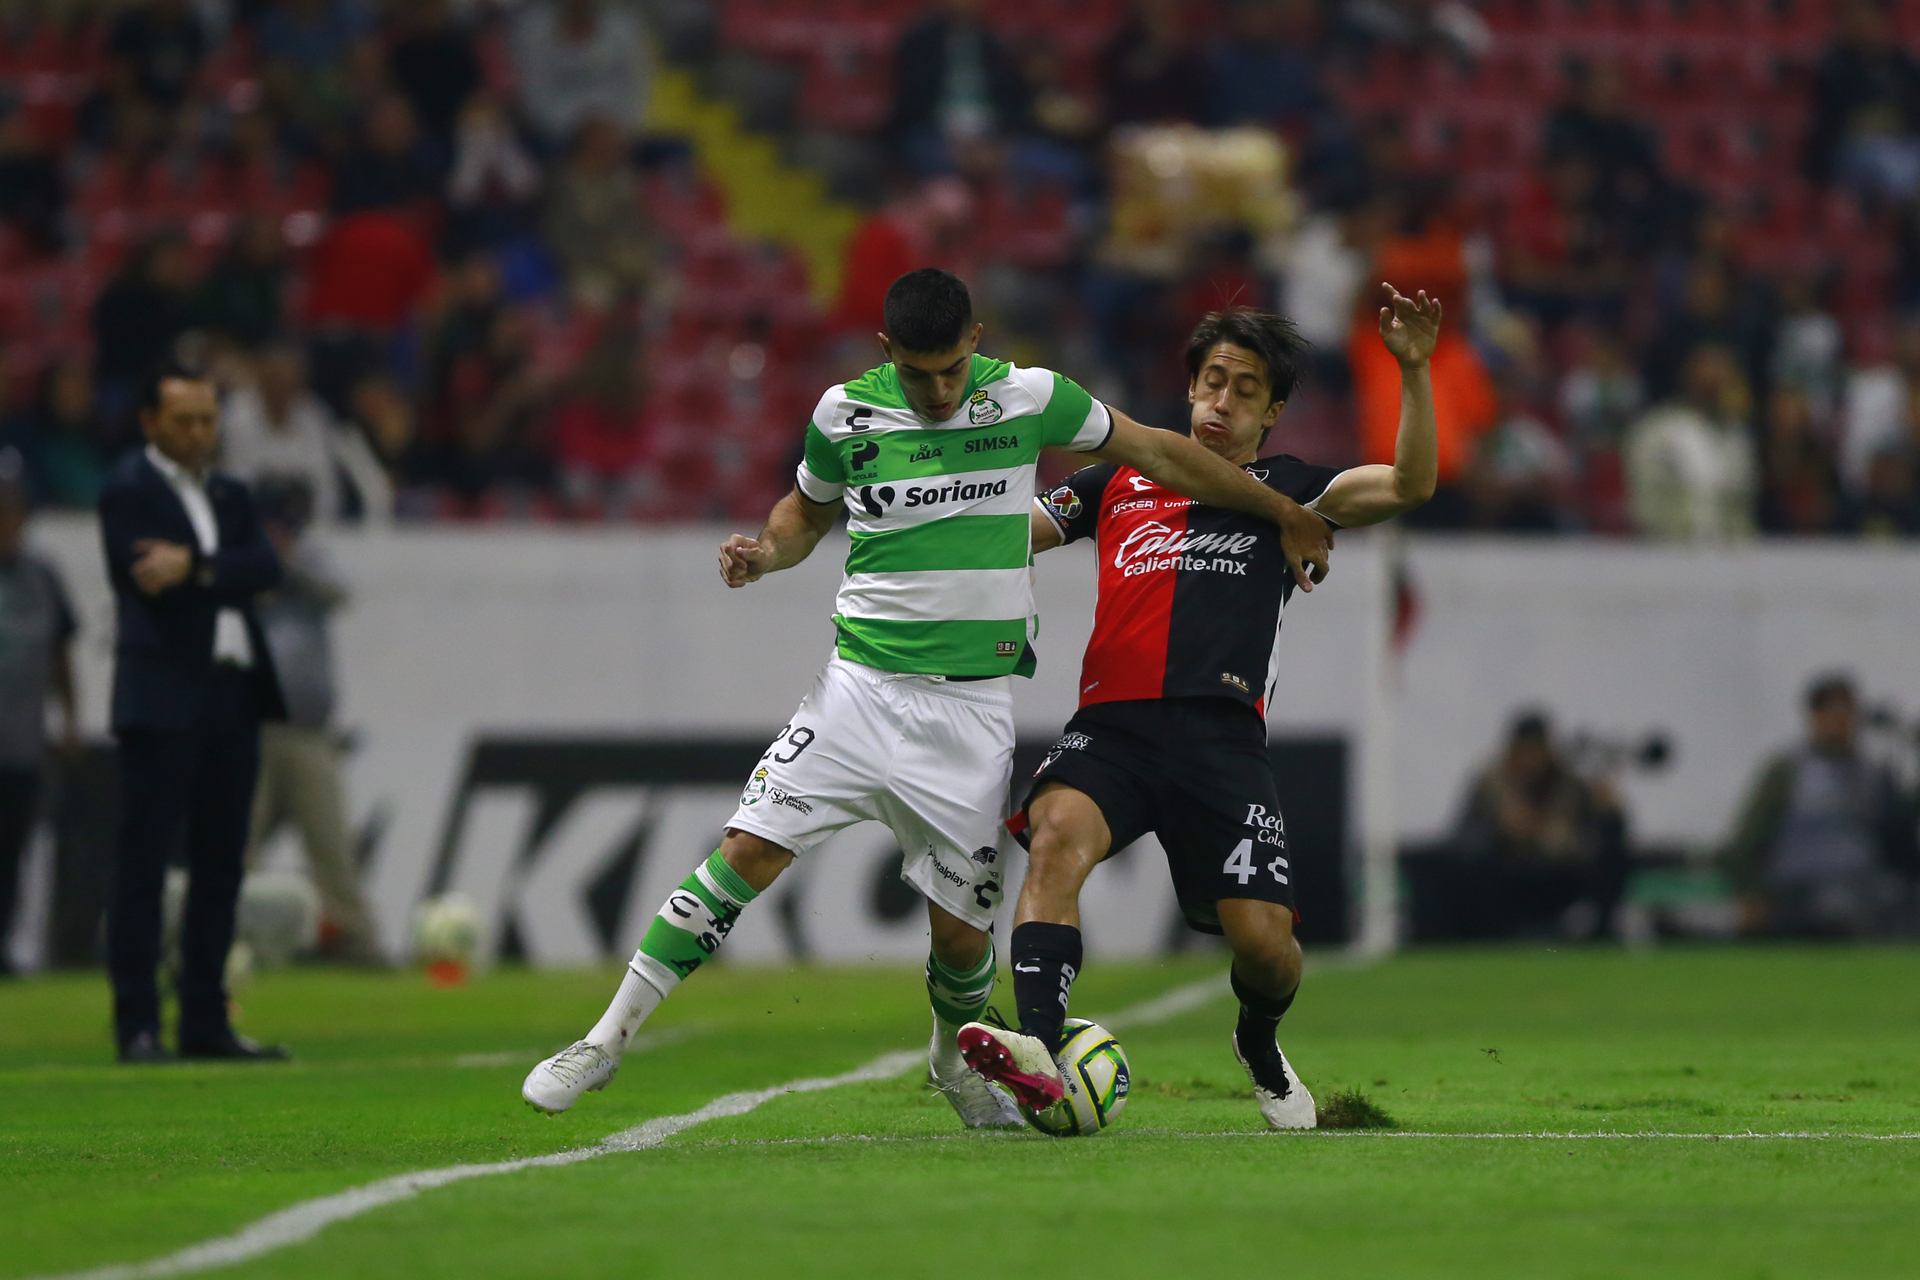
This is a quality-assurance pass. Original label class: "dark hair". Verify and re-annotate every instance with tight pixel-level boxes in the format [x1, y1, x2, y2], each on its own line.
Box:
[1508, 708, 1553, 745]
[1185, 307, 1309, 407]
[137, 363, 211, 413]
[1805, 671, 1856, 711]
[883, 268, 973, 354]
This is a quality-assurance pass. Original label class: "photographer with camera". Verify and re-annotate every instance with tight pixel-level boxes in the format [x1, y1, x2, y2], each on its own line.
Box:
[1442, 709, 1632, 941]
[1720, 673, 1917, 938]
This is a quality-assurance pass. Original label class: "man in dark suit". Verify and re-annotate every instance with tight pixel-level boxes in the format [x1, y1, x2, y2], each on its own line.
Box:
[885, 0, 1031, 174]
[99, 367, 289, 1063]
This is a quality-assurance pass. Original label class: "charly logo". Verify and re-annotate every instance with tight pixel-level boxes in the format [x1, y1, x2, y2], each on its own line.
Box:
[910, 443, 944, 462]
[967, 390, 1003, 425]
[741, 767, 770, 805]
[849, 440, 881, 476]
[1045, 484, 1081, 520]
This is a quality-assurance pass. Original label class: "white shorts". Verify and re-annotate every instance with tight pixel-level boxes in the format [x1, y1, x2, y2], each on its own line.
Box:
[726, 653, 1015, 930]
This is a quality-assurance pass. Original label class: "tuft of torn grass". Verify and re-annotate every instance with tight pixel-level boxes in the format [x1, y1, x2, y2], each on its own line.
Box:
[1315, 1089, 1399, 1130]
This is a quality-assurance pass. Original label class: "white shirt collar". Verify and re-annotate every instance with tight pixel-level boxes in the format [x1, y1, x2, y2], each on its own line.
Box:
[145, 443, 210, 488]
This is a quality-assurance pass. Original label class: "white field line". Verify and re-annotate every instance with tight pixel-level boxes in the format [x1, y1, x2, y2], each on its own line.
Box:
[27, 972, 1232, 1280]
[31, 1049, 924, 1280]
[1094, 950, 1368, 1031]
[675, 1129, 1920, 1148]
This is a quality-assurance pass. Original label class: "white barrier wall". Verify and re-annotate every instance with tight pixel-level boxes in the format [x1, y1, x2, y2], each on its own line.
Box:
[28, 516, 1920, 965]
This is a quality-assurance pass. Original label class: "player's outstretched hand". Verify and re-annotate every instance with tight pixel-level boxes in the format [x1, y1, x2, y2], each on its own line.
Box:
[1278, 501, 1333, 591]
[718, 534, 774, 588]
[1378, 283, 1441, 367]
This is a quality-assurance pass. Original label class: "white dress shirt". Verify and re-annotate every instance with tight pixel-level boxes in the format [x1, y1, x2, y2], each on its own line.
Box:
[145, 445, 254, 668]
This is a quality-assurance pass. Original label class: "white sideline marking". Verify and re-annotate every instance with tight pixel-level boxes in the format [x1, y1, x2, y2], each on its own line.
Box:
[30, 970, 1234, 1280]
[32, 1049, 922, 1280]
[680, 1129, 1920, 1148]
[1277, 1130, 1920, 1141]
[1096, 975, 1230, 1029]
[1094, 951, 1366, 1031]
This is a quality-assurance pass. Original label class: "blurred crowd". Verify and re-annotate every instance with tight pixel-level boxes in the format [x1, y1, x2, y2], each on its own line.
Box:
[0, 0, 1918, 534]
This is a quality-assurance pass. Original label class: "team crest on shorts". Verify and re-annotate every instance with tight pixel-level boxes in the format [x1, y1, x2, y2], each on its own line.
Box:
[967, 390, 1004, 425]
[741, 767, 769, 805]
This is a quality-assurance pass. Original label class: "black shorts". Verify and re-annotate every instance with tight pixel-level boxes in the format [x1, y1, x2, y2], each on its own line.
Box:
[1012, 698, 1295, 935]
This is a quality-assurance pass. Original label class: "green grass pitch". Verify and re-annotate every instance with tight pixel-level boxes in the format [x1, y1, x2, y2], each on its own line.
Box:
[4, 947, 1918, 1280]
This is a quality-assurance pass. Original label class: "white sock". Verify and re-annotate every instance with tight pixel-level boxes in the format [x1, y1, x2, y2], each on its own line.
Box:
[585, 952, 678, 1056]
[930, 1014, 968, 1076]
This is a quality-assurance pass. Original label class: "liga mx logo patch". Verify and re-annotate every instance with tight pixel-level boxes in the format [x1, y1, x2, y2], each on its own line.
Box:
[1045, 484, 1081, 520]
[967, 390, 1003, 425]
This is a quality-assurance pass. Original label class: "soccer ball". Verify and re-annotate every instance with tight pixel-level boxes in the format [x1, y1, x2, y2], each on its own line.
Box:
[1021, 1018, 1131, 1136]
[412, 893, 479, 982]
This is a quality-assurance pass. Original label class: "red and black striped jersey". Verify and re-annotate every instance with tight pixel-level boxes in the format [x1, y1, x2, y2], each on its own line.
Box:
[1038, 455, 1341, 718]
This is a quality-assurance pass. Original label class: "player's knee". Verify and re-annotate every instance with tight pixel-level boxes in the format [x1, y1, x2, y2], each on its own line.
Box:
[720, 829, 796, 892]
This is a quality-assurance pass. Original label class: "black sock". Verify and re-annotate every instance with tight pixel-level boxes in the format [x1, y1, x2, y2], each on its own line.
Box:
[1011, 921, 1082, 1053]
[1231, 967, 1297, 1091]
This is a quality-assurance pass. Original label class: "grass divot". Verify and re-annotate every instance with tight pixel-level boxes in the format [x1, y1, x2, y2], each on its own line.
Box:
[1316, 1089, 1398, 1130]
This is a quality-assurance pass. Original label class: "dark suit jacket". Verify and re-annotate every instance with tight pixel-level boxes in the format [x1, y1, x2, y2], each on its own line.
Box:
[98, 450, 288, 732]
[886, 17, 1031, 144]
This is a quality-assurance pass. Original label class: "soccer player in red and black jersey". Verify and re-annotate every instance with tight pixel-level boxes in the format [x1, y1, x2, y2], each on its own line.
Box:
[960, 285, 1441, 1129]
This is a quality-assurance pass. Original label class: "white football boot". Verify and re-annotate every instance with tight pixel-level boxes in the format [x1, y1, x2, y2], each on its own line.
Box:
[522, 1040, 619, 1114]
[930, 1018, 1024, 1129]
[1233, 1031, 1317, 1130]
[957, 1020, 1065, 1112]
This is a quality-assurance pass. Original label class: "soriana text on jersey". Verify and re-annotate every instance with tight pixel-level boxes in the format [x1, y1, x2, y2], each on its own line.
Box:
[1039, 456, 1340, 716]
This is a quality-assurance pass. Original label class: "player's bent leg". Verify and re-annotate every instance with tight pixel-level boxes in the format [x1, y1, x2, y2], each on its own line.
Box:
[1219, 899, 1315, 1130]
[923, 899, 1022, 1128]
[521, 829, 791, 1114]
[1009, 782, 1107, 1049]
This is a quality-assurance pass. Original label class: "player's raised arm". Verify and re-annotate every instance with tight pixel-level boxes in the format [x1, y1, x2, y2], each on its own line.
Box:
[1311, 284, 1441, 528]
[1082, 407, 1333, 590]
[718, 486, 840, 587]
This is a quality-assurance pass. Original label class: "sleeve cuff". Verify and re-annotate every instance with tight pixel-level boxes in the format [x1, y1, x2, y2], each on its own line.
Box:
[1071, 401, 1115, 453]
[1304, 472, 1344, 528]
[795, 463, 845, 504]
[1034, 496, 1068, 539]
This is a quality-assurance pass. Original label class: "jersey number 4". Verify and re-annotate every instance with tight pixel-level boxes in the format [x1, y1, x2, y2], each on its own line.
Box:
[1224, 839, 1257, 885]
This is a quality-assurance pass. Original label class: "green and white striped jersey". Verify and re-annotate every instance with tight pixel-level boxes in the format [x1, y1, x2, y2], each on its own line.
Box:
[794, 354, 1113, 677]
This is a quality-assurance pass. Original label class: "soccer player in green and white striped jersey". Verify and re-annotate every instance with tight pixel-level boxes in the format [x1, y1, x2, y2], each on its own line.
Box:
[522, 269, 1333, 1126]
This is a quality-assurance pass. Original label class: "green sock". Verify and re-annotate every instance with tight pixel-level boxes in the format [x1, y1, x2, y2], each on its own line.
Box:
[926, 947, 996, 1030]
[632, 850, 759, 992]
